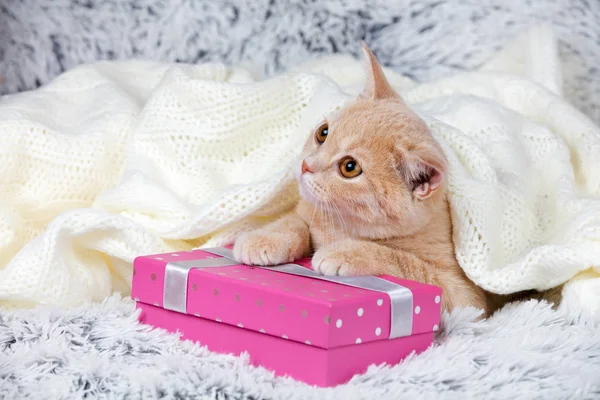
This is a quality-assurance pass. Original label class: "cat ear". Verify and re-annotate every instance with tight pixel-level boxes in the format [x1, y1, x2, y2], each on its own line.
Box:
[403, 152, 446, 200]
[360, 41, 399, 101]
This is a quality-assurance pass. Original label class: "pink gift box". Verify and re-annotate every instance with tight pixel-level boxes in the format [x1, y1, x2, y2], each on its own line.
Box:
[132, 247, 442, 387]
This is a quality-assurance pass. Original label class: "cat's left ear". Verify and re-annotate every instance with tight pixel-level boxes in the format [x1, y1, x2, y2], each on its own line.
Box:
[360, 42, 401, 101]
[403, 150, 446, 200]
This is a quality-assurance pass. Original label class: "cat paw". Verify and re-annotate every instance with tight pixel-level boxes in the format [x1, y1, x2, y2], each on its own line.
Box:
[312, 246, 373, 276]
[233, 231, 305, 266]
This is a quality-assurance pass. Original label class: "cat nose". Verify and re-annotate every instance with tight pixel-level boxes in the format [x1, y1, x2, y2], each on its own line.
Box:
[301, 160, 312, 174]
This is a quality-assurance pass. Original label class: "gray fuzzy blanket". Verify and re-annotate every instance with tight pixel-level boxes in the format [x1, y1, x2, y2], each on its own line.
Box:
[1, 296, 599, 399]
[1, 0, 600, 123]
[1, 1, 600, 399]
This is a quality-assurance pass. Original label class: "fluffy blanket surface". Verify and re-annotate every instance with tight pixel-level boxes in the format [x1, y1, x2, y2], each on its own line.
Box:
[1, 295, 599, 399]
[2, 0, 600, 126]
[0, 26, 599, 313]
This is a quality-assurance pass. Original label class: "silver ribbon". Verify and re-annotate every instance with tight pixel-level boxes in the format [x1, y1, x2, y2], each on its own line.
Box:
[163, 257, 239, 313]
[163, 247, 413, 339]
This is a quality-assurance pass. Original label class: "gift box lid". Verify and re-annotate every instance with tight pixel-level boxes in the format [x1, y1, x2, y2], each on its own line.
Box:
[132, 247, 442, 349]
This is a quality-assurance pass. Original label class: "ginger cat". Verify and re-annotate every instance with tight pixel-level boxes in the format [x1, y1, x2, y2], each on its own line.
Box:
[233, 44, 489, 314]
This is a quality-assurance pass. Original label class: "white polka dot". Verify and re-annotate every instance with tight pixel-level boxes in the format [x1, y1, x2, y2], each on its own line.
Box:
[377, 299, 383, 306]
[305, 340, 311, 345]
[172, 253, 179, 257]
[336, 319, 343, 328]
[435, 295, 441, 304]
[216, 318, 222, 322]
[237, 323, 244, 328]
[259, 329, 266, 333]
[133, 297, 139, 302]
[193, 313, 200, 317]
[355, 338, 362, 344]
[282, 334, 288, 339]
[155, 257, 163, 260]
[357, 308, 364, 317]
[375, 327, 382, 336]
[414, 306, 421, 314]
[433, 324, 439, 331]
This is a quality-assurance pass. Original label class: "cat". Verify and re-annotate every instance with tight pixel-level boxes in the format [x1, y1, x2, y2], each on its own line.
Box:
[233, 43, 490, 314]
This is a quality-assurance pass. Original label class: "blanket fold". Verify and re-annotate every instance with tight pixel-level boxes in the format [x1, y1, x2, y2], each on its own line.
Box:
[1, 26, 599, 312]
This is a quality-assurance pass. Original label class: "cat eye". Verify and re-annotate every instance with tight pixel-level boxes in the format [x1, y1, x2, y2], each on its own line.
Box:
[315, 123, 328, 144]
[339, 157, 362, 178]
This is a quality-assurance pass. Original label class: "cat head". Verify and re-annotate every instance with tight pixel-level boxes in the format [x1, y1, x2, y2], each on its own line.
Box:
[296, 43, 447, 238]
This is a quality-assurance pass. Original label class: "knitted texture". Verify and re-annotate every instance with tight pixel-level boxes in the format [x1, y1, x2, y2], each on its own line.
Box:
[0, 26, 599, 312]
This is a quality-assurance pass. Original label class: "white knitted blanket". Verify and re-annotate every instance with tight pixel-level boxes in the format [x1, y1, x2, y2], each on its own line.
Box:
[1, 26, 599, 312]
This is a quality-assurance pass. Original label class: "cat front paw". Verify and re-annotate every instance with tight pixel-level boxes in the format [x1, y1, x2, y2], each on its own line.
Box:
[312, 245, 374, 276]
[233, 230, 306, 266]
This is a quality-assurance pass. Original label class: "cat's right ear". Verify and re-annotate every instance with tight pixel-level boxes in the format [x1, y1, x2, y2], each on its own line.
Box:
[359, 42, 400, 101]
[401, 146, 447, 200]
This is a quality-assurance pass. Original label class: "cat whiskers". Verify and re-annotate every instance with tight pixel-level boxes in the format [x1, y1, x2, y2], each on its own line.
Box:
[321, 202, 342, 254]
[303, 183, 348, 254]
[320, 202, 333, 251]
[318, 200, 327, 248]
[327, 203, 337, 252]
[326, 203, 334, 251]
[308, 198, 319, 234]
[331, 202, 350, 243]
[309, 199, 323, 252]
